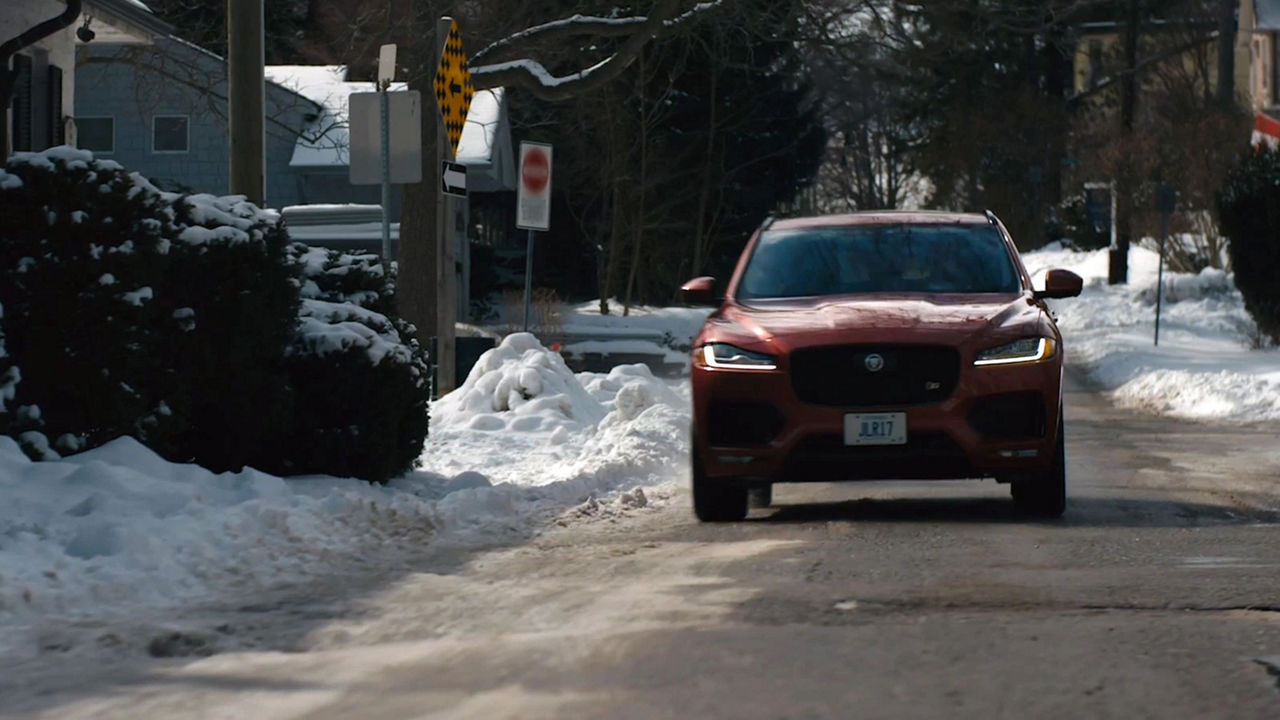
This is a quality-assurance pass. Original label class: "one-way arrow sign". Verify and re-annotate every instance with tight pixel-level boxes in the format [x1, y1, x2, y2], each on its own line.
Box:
[441, 160, 467, 198]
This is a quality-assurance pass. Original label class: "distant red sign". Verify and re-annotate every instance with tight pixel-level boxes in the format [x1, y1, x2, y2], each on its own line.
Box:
[1254, 112, 1280, 148]
[517, 142, 552, 231]
[521, 146, 550, 195]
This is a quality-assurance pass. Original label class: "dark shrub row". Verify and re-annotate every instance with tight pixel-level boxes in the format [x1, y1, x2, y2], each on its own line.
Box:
[1218, 146, 1280, 344]
[0, 148, 427, 481]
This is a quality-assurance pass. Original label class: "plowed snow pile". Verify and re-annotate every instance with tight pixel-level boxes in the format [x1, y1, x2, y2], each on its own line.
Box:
[421, 334, 688, 531]
[1022, 244, 1280, 422]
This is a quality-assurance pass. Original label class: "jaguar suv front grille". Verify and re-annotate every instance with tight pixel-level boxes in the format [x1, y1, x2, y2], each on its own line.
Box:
[789, 344, 960, 407]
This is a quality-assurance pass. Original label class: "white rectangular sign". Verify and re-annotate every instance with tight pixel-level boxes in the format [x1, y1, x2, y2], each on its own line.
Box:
[517, 141, 552, 231]
[348, 91, 423, 185]
[378, 44, 397, 85]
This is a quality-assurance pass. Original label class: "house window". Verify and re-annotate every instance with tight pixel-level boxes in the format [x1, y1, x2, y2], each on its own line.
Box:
[77, 117, 114, 153]
[152, 115, 189, 153]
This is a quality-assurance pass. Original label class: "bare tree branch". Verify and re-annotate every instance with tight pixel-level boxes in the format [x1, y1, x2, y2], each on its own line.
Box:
[470, 0, 726, 99]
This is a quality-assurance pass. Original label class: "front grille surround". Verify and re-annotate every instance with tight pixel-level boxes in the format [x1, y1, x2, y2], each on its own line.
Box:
[789, 344, 961, 407]
[707, 401, 785, 446]
[967, 391, 1046, 440]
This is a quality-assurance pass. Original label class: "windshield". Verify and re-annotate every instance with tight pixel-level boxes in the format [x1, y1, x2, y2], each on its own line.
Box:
[735, 223, 1021, 300]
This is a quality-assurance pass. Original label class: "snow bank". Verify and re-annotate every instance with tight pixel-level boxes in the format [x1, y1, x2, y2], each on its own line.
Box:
[1023, 244, 1280, 422]
[0, 334, 690, 648]
[0, 436, 437, 628]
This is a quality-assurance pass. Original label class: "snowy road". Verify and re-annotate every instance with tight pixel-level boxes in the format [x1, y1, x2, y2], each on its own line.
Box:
[4, 370, 1280, 719]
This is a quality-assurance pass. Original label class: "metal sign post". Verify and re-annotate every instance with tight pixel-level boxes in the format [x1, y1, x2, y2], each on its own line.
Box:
[1154, 185, 1176, 347]
[516, 142, 553, 332]
[348, 43, 420, 268]
[378, 46, 395, 264]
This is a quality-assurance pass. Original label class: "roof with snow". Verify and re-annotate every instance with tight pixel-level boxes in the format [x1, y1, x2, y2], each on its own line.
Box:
[82, 0, 173, 43]
[264, 66, 515, 193]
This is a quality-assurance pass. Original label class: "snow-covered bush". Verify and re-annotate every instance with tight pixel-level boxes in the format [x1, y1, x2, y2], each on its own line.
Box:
[0, 149, 427, 482]
[0, 149, 182, 457]
[1218, 146, 1280, 343]
[280, 246, 430, 482]
[0, 149, 296, 471]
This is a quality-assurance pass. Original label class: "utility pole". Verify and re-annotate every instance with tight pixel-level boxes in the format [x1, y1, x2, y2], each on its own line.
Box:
[1216, 0, 1237, 106]
[227, 0, 264, 205]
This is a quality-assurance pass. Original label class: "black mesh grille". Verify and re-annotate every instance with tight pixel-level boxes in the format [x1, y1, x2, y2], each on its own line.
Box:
[789, 345, 960, 407]
[967, 392, 1046, 440]
[708, 402, 785, 446]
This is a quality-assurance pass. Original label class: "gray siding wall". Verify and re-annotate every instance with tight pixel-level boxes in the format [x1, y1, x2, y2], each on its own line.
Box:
[75, 39, 329, 211]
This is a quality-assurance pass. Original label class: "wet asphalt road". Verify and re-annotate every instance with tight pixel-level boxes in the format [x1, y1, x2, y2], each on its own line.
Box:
[5, 369, 1280, 719]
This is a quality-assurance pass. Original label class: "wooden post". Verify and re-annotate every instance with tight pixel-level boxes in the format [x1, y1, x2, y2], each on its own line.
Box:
[434, 17, 457, 395]
[227, 0, 264, 204]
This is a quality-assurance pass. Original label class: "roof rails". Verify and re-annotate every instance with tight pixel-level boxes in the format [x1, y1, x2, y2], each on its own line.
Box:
[760, 213, 777, 230]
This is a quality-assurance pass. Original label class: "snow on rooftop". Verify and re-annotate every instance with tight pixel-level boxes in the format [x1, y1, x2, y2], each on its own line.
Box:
[265, 65, 506, 177]
[264, 65, 351, 107]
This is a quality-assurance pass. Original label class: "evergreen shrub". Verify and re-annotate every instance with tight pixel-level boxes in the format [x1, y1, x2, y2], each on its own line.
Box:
[281, 245, 430, 482]
[0, 149, 428, 482]
[1217, 146, 1280, 343]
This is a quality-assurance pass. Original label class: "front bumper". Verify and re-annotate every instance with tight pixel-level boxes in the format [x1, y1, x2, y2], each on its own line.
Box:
[692, 358, 1062, 482]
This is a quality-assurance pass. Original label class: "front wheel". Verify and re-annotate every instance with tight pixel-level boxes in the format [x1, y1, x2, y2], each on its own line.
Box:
[692, 446, 749, 522]
[1011, 412, 1066, 518]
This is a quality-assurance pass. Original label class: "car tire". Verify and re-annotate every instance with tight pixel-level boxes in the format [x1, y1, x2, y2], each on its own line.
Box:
[1011, 412, 1066, 518]
[748, 484, 773, 509]
[692, 445, 749, 522]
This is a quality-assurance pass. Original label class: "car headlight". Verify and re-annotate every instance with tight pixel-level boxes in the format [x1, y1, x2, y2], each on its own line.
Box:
[698, 342, 777, 370]
[974, 337, 1056, 366]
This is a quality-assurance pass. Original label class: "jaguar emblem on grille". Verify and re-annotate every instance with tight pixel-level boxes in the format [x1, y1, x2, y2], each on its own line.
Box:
[864, 353, 885, 372]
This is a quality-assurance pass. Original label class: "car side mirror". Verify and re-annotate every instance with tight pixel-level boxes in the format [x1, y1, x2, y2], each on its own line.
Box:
[1035, 269, 1083, 300]
[680, 276, 718, 306]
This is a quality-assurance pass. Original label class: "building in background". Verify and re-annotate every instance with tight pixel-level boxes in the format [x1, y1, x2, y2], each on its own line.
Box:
[2, 0, 169, 155]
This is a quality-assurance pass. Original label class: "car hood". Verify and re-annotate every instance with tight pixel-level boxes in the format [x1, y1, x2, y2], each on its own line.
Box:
[709, 293, 1041, 347]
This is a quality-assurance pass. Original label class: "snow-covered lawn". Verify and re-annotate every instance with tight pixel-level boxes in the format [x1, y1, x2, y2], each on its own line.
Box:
[0, 334, 689, 659]
[1022, 245, 1280, 422]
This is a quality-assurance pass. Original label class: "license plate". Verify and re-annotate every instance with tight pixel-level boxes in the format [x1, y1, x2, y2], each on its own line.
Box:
[844, 412, 908, 446]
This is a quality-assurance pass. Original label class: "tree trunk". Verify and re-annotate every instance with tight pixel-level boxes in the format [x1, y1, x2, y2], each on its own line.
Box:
[623, 52, 647, 316]
[1111, 0, 1140, 285]
[601, 182, 626, 315]
[691, 58, 719, 278]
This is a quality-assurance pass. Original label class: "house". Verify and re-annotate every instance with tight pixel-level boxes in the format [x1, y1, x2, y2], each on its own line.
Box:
[1069, 1, 1280, 115]
[2, 0, 170, 155]
[74, 44, 515, 218]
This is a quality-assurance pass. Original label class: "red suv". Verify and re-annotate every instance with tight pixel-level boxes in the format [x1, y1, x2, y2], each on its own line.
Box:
[682, 211, 1083, 522]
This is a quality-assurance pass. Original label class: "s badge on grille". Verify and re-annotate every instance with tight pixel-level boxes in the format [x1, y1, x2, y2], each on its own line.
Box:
[864, 353, 885, 373]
